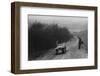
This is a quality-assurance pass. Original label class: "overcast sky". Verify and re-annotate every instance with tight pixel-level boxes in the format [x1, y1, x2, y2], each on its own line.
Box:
[28, 15, 88, 33]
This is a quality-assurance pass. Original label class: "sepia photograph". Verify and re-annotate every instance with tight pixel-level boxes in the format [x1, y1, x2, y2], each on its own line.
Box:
[28, 15, 88, 61]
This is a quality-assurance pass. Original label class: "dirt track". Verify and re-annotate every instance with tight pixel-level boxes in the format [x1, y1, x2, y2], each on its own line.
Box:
[36, 36, 88, 60]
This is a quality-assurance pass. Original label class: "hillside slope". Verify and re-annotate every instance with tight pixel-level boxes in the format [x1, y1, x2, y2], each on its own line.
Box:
[36, 36, 88, 60]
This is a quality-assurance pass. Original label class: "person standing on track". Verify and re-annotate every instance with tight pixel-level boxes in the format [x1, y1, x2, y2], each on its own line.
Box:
[78, 36, 84, 49]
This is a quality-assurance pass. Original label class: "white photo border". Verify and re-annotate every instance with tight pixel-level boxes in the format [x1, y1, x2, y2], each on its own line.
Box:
[20, 6, 95, 70]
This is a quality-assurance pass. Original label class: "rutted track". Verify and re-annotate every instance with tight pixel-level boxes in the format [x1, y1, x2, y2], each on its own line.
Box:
[36, 36, 88, 60]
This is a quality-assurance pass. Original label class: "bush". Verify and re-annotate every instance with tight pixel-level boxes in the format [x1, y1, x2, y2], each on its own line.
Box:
[28, 22, 73, 60]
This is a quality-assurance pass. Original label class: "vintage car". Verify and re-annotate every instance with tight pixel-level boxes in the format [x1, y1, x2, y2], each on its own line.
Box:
[55, 43, 68, 55]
